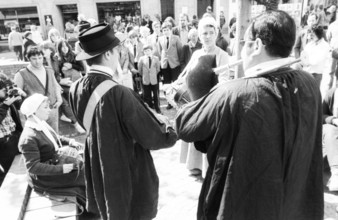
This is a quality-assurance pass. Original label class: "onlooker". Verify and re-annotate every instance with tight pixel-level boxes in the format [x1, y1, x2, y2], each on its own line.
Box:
[294, 13, 318, 58]
[8, 26, 23, 61]
[148, 20, 162, 58]
[30, 25, 43, 45]
[138, 44, 161, 113]
[126, 30, 144, 94]
[57, 39, 84, 81]
[18, 94, 86, 206]
[56, 39, 85, 134]
[158, 21, 183, 109]
[216, 30, 229, 53]
[323, 86, 338, 191]
[180, 28, 202, 71]
[191, 15, 199, 29]
[327, 16, 338, 86]
[69, 23, 177, 219]
[175, 10, 323, 219]
[23, 31, 37, 61]
[301, 25, 331, 91]
[205, 5, 215, 18]
[139, 26, 151, 45]
[14, 46, 62, 132]
[173, 13, 190, 44]
[317, 4, 328, 28]
[141, 14, 153, 34]
[178, 16, 229, 178]
[47, 28, 61, 50]
[0, 73, 24, 185]
[164, 16, 176, 28]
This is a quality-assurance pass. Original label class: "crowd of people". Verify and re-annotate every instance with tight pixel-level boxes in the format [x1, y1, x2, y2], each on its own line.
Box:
[1, 4, 338, 220]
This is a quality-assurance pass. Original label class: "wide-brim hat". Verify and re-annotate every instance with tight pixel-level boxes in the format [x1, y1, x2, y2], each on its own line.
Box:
[76, 23, 120, 61]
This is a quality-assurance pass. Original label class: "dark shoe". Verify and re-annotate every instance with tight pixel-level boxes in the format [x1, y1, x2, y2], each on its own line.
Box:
[156, 109, 162, 114]
[166, 104, 173, 110]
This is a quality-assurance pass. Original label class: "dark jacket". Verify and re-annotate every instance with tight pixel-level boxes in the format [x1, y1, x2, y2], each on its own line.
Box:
[180, 41, 202, 71]
[69, 71, 177, 219]
[18, 126, 85, 204]
[176, 67, 323, 220]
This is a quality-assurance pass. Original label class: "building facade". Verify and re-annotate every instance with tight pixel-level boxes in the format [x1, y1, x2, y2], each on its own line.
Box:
[0, 0, 228, 38]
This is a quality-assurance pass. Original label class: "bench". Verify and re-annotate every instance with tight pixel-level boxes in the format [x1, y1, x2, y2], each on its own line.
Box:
[0, 154, 77, 220]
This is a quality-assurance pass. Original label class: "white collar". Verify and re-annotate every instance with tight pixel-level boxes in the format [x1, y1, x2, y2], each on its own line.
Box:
[244, 57, 295, 77]
[25, 119, 42, 131]
[90, 65, 114, 77]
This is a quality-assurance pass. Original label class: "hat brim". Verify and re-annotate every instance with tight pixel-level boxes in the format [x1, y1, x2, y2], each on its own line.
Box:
[76, 40, 117, 61]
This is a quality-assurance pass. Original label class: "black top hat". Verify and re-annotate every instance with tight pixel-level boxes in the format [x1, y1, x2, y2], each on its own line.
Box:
[76, 23, 120, 61]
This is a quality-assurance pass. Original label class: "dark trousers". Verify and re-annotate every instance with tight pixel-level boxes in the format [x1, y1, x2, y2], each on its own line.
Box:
[133, 62, 143, 95]
[143, 84, 160, 112]
[60, 86, 77, 123]
[0, 130, 21, 185]
[13, 45, 23, 61]
[161, 65, 181, 84]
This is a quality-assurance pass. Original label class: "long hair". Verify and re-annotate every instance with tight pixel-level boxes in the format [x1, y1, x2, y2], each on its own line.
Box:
[56, 38, 76, 63]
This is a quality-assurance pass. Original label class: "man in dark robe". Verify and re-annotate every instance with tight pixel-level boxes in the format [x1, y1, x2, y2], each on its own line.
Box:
[175, 10, 323, 220]
[69, 23, 177, 220]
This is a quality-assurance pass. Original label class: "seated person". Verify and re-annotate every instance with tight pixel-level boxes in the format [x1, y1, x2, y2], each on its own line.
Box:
[18, 93, 86, 205]
[323, 86, 338, 191]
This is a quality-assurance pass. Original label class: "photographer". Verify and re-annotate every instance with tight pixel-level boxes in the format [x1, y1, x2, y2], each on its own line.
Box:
[0, 73, 24, 185]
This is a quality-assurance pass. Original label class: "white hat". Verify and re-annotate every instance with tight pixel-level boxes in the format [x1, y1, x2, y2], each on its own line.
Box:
[21, 94, 48, 117]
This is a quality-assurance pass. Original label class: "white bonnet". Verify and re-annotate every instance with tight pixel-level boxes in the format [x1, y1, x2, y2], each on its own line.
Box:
[20, 93, 48, 117]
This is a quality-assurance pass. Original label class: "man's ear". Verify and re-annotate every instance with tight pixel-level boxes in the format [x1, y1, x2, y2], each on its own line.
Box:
[251, 38, 264, 56]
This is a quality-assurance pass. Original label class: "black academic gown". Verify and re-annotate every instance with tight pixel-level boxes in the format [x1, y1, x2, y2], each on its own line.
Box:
[175, 67, 323, 220]
[69, 71, 177, 220]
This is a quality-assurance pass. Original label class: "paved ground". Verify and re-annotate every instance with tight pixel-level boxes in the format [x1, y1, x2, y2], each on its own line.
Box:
[2, 51, 338, 219]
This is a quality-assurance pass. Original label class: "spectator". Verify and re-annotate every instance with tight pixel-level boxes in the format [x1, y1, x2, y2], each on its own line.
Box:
[47, 28, 61, 50]
[126, 30, 144, 94]
[23, 31, 37, 61]
[216, 30, 229, 53]
[301, 25, 331, 91]
[158, 21, 183, 109]
[173, 13, 191, 44]
[14, 46, 62, 132]
[191, 15, 199, 29]
[141, 14, 153, 34]
[30, 25, 43, 45]
[139, 26, 151, 45]
[56, 39, 86, 134]
[69, 23, 177, 219]
[115, 32, 133, 89]
[205, 5, 215, 18]
[178, 16, 229, 178]
[180, 28, 202, 71]
[323, 86, 338, 191]
[327, 15, 338, 86]
[164, 16, 176, 28]
[8, 26, 23, 61]
[294, 13, 318, 58]
[0, 73, 24, 185]
[18, 93, 86, 207]
[317, 4, 328, 28]
[148, 20, 162, 58]
[138, 44, 161, 113]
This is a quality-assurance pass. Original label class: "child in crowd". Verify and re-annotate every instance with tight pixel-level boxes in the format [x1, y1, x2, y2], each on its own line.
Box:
[138, 45, 161, 113]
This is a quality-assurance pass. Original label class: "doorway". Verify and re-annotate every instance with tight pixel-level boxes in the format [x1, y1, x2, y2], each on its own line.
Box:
[161, 0, 174, 21]
[197, 0, 213, 18]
